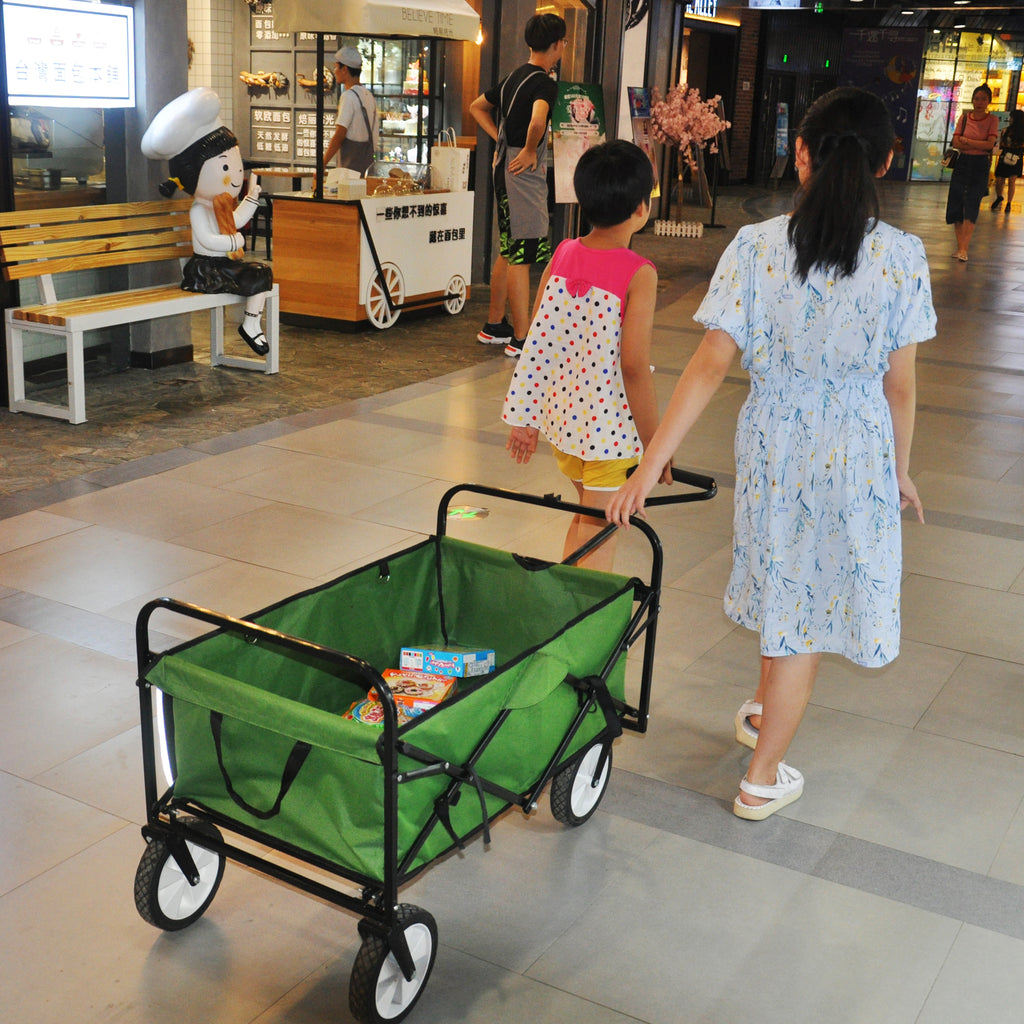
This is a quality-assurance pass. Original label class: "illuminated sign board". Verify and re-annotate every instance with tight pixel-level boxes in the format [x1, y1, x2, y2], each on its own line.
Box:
[3, 0, 135, 108]
[686, 0, 718, 15]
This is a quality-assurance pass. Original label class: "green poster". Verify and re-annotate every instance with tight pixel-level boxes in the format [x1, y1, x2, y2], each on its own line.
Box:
[552, 82, 606, 204]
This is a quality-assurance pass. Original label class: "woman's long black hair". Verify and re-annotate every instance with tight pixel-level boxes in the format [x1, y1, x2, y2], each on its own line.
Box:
[1002, 109, 1024, 149]
[787, 87, 894, 282]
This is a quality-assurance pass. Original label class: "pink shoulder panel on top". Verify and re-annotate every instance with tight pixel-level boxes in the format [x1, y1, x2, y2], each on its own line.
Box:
[548, 239, 654, 301]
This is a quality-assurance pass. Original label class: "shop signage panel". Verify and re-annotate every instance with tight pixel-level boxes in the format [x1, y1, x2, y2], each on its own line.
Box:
[251, 108, 294, 160]
[295, 109, 336, 162]
[358, 191, 473, 302]
[4, 0, 135, 108]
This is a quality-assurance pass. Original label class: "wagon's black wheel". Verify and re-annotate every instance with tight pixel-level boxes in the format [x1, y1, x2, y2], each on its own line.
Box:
[134, 817, 225, 931]
[349, 904, 438, 1024]
[365, 263, 405, 329]
[443, 274, 467, 314]
[550, 741, 612, 826]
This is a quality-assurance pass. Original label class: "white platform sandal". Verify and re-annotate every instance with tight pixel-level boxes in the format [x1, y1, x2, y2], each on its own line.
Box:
[733, 763, 804, 821]
[734, 699, 762, 750]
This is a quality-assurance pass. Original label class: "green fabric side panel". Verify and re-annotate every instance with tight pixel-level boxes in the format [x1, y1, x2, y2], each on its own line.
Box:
[434, 538, 632, 666]
[399, 588, 633, 871]
[148, 542, 441, 712]
[148, 657, 381, 759]
[254, 541, 441, 673]
[169, 695, 386, 879]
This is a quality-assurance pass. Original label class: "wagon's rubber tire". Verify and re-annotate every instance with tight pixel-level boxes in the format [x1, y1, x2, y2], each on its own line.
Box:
[134, 817, 225, 931]
[365, 263, 405, 328]
[550, 741, 612, 826]
[443, 274, 467, 314]
[349, 904, 438, 1024]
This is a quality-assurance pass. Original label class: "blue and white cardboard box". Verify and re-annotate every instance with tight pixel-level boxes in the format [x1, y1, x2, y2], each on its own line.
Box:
[400, 645, 496, 678]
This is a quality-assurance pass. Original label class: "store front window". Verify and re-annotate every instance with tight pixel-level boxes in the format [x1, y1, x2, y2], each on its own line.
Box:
[3, 0, 134, 210]
[911, 31, 1024, 181]
[10, 106, 107, 210]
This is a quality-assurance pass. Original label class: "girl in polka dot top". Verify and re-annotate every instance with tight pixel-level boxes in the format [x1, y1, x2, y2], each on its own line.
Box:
[503, 140, 672, 570]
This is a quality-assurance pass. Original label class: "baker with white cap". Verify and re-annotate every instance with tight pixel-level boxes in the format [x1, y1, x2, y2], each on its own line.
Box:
[141, 87, 272, 356]
[322, 45, 379, 176]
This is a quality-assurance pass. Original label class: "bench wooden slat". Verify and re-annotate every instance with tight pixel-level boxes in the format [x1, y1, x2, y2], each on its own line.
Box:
[3, 230, 193, 271]
[13, 284, 190, 325]
[0, 211, 192, 247]
[3, 242, 194, 281]
[0, 198, 193, 228]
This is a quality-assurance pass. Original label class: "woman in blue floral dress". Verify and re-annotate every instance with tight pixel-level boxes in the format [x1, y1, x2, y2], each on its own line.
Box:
[607, 88, 936, 820]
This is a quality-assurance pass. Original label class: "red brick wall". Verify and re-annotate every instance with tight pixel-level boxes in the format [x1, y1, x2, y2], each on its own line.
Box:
[730, 10, 761, 182]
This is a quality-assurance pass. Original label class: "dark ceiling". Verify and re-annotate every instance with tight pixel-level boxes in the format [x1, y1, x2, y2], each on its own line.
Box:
[709, 2, 1024, 35]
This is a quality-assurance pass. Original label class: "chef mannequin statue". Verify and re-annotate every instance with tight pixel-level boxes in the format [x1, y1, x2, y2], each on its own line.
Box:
[141, 88, 272, 356]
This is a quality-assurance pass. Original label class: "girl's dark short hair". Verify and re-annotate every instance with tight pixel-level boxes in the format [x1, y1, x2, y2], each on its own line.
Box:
[525, 13, 566, 51]
[573, 140, 654, 228]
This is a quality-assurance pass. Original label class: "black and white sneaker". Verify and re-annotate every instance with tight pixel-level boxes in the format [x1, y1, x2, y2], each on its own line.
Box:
[504, 338, 525, 358]
[478, 318, 514, 344]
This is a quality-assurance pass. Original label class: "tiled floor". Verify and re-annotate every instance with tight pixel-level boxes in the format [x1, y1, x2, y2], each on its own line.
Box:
[2, 181, 1024, 1024]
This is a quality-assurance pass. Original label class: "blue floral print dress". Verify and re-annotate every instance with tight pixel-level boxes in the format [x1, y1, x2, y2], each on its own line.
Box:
[695, 215, 936, 667]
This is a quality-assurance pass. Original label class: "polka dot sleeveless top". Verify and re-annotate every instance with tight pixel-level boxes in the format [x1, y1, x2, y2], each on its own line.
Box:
[503, 238, 655, 460]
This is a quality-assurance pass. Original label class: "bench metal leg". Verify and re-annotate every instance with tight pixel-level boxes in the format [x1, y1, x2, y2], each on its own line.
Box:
[6, 316, 27, 408]
[208, 287, 279, 375]
[5, 318, 83, 423]
[67, 330, 87, 423]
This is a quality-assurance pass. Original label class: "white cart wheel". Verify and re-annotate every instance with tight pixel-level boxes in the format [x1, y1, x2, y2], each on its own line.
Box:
[134, 817, 225, 930]
[443, 275, 467, 314]
[366, 263, 405, 329]
[350, 905, 437, 1024]
[550, 741, 612, 826]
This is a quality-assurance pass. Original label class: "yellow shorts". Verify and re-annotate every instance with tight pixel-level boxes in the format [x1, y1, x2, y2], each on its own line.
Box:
[553, 447, 639, 492]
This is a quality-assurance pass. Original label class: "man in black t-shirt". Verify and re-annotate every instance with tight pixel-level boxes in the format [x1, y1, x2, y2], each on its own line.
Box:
[470, 14, 566, 357]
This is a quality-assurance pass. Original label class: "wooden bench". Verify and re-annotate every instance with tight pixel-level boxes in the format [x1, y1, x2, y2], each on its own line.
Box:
[0, 199, 279, 424]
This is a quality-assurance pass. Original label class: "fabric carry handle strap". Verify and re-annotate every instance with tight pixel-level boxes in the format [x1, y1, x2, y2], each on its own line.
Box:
[210, 711, 311, 820]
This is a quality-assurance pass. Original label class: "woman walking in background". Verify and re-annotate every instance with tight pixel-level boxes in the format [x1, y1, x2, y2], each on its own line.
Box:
[946, 84, 998, 261]
[992, 109, 1024, 212]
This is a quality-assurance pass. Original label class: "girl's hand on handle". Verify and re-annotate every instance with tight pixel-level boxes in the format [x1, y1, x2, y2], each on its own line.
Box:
[898, 472, 925, 524]
[507, 426, 539, 464]
[606, 461, 660, 527]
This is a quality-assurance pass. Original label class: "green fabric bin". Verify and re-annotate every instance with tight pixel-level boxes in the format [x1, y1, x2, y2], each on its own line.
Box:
[144, 537, 635, 883]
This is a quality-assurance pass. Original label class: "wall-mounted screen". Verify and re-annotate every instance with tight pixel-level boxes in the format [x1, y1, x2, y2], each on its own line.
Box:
[3, 0, 135, 108]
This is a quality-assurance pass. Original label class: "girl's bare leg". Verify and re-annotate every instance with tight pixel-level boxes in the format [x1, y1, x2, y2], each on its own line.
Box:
[737, 653, 820, 808]
[562, 481, 617, 572]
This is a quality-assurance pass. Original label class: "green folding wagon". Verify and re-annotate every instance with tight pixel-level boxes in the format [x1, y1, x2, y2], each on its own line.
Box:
[133, 476, 715, 1024]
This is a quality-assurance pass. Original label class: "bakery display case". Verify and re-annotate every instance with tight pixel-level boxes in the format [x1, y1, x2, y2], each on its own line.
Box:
[239, 4, 445, 168]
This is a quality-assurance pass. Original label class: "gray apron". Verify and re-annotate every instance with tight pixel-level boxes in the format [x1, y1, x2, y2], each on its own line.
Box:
[339, 85, 377, 175]
[494, 70, 550, 239]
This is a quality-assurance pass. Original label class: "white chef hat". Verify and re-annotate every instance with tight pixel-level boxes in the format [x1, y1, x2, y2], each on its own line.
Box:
[334, 46, 363, 70]
[141, 87, 239, 197]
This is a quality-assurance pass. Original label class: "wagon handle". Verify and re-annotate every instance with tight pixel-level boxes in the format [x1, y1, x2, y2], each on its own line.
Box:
[639, 466, 718, 506]
[435, 467, 715, 539]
